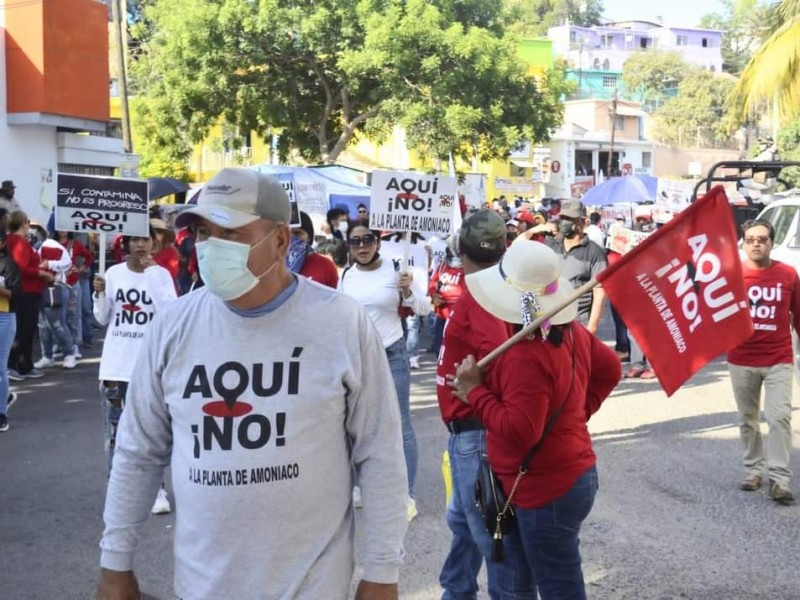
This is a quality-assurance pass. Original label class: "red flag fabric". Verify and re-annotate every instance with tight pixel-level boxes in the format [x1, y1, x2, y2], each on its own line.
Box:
[596, 186, 753, 396]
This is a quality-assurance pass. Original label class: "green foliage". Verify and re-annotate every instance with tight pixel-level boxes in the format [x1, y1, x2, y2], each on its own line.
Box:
[130, 0, 561, 168]
[129, 98, 191, 180]
[776, 117, 800, 187]
[620, 51, 687, 111]
[699, 0, 771, 75]
[504, 0, 604, 37]
[653, 70, 739, 148]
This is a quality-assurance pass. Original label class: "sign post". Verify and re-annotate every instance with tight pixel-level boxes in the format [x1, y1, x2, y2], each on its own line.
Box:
[56, 173, 150, 276]
[276, 172, 301, 228]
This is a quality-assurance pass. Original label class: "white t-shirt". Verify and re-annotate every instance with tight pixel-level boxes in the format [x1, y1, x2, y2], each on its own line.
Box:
[585, 224, 606, 249]
[93, 263, 177, 381]
[339, 259, 430, 347]
[425, 236, 449, 273]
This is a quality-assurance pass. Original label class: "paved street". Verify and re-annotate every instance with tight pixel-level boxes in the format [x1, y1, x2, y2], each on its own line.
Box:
[2, 318, 799, 599]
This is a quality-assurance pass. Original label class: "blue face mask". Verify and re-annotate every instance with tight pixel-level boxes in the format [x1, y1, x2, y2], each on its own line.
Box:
[196, 230, 277, 301]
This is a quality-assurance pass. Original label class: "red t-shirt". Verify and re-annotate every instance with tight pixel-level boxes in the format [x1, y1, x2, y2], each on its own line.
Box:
[727, 260, 800, 367]
[436, 288, 511, 424]
[6, 233, 45, 294]
[428, 264, 465, 319]
[154, 245, 180, 282]
[64, 239, 94, 286]
[299, 253, 339, 289]
[467, 323, 621, 509]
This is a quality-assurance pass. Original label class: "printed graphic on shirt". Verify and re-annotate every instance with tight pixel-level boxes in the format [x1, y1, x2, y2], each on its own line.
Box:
[113, 288, 155, 336]
[748, 283, 782, 331]
[183, 349, 304, 488]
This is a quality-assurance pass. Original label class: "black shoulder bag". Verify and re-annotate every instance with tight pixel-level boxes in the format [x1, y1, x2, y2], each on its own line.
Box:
[475, 329, 576, 563]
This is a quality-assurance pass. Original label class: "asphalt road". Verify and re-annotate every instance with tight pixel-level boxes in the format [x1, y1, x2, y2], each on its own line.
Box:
[2, 317, 799, 599]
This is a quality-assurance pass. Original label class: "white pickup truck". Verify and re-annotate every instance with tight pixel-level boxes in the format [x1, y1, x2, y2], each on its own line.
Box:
[754, 193, 800, 272]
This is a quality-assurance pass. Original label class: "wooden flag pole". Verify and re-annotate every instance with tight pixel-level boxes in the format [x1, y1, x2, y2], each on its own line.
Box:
[477, 279, 600, 369]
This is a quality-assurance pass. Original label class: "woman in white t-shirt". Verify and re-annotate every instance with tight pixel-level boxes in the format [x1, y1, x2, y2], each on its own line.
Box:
[338, 224, 430, 520]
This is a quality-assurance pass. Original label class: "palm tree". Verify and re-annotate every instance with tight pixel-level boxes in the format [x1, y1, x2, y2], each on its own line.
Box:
[730, 0, 800, 119]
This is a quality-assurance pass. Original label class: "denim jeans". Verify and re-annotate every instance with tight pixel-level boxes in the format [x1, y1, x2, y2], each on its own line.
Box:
[430, 316, 447, 355]
[440, 429, 536, 600]
[39, 285, 74, 358]
[65, 282, 81, 346]
[610, 302, 630, 354]
[0, 313, 17, 414]
[100, 380, 128, 475]
[515, 465, 598, 600]
[404, 314, 420, 357]
[79, 276, 94, 344]
[385, 337, 418, 497]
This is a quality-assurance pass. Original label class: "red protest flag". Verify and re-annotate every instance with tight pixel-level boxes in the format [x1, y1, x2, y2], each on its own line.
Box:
[596, 186, 753, 396]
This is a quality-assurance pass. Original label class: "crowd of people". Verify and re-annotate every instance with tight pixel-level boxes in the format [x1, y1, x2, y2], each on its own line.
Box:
[1, 169, 794, 599]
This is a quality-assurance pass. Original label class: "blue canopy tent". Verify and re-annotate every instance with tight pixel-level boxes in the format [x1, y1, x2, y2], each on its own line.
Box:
[580, 175, 657, 207]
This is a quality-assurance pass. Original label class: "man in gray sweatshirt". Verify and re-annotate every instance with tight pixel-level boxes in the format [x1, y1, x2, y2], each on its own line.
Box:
[97, 168, 409, 600]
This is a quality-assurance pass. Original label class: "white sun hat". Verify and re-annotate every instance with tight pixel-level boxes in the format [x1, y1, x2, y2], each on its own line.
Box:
[465, 240, 578, 329]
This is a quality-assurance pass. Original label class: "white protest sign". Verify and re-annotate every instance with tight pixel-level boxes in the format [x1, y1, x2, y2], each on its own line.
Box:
[55, 173, 149, 236]
[369, 170, 457, 235]
[654, 179, 694, 223]
[276, 172, 301, 227]
[606, 222, 652, 255]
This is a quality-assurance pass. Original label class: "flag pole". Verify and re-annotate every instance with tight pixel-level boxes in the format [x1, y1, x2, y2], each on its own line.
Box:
[477, 279, 599, 369]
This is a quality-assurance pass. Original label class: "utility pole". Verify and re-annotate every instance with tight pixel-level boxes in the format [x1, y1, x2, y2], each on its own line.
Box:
[607, 86, 618, 177]
[111, 0, 133, 153]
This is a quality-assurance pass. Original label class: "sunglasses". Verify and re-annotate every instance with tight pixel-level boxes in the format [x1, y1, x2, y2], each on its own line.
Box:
[743, 235, 770, 245]
[349, 234, 377, 247]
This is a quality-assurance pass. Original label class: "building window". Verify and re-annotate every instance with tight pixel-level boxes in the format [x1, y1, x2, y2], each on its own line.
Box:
[602, 75, 618, 88]
[593, 58, 601, 69]
[602, 59, 610, 70]
[601, 34, 613, 48]
[640, 38, 649, 49]
[58, 163, 115, 176]
[570, 30, 577, 43]
[702, 37, 709, 48]
[676, 35, 688, 46]
[613, 115, 625, 130]
[642, 152, 652, 168]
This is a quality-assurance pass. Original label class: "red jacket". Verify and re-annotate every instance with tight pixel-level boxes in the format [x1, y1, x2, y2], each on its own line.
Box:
[6, 233, 46, 294]
[154, 245, 180, 283]
[64, 239, 94, 286]
[467, 322, 620, 509]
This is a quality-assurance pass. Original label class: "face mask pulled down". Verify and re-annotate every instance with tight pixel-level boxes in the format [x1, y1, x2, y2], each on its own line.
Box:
[196, 231, 278, 301]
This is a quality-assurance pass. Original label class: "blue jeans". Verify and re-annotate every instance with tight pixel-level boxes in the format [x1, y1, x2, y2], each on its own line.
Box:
[404, 314, 420, 357]
[39, 285, 74, 358]
[515, 466, 598, 600]
[65, 282, 81, 346]
[430, 316, 447, 355]
[0, 313, 17, 414]
[386, 337, 417, 497]
[610, 302, 629, 354]
[79, 276, 94, 344]
[440, 429, 536, 600]
[101, 380, 128, 475]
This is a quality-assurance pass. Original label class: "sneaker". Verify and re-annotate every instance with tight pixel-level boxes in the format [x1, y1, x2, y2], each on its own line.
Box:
[72, 345, 82, 359]
[7, 393, 18, 411]
[640, 368, 657, 380]
[740, 474, 762, 491]
[34, 357, 56, 369]
[24, 368, 44, 379]
[62, 355, 77, 369]
[409, 356, 420, 370]
[0, 413, 8, 432]
[624, 366, 645, 378]
[53, 345, 63, 360]
[8, 369, 24, 382]
[352, 485, 363, 509]
[768, 480, 795, 505]
[151, 488, 172, 514]
[407, 497, 418, 522]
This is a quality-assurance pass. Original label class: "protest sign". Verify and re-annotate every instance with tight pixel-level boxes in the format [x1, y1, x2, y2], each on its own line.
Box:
[654, 178, 694, 223]
[276, 173, 301, 227]
[369, 170, 457, 235]
[597, 186, 752, 395]
[56, 173, 149, 236]
[606, 222, 652, 255]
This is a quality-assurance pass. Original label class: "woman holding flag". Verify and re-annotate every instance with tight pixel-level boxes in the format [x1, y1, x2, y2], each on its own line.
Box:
[451, 240, 620, 599]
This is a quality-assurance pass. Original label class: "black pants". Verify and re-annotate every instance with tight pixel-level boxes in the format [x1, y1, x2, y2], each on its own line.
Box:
[610, 302, 630, 354]
[9, 291, 41, 374]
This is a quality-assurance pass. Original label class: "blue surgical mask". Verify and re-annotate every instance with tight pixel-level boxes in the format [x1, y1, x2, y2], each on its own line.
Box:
[196, 231, 277, 301]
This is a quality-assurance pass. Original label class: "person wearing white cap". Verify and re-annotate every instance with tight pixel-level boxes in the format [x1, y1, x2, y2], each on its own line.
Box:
[96, 168, 408, 600]
[451, 240, 621, 600]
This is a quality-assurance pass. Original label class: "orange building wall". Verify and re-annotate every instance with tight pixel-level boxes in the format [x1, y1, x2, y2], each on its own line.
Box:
[6, 0, 109, 121]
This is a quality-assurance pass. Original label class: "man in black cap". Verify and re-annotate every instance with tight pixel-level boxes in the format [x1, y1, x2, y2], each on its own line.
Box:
[548, 199, 607, 334]
[0, 181, 21, 213]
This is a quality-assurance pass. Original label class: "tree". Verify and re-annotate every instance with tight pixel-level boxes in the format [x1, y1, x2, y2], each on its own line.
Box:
[654, 70, 739, 148]
[504, 0, 604, 37]
[131, 0, 563, 168]
[698, 0, 770, 75]
[620, 51, 687, 111]
[730, 0, 800, 119]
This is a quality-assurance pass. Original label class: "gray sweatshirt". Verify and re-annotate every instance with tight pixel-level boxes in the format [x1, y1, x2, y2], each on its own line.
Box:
[100, 278, 408, 599]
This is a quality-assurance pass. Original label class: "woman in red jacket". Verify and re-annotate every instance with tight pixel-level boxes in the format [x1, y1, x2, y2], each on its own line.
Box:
[6, 211, 54, 379]
[452, 240, 621, 600]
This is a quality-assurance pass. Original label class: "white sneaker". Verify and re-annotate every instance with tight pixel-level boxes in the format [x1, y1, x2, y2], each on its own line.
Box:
[151, 488, 171, 515]
[352, 485, 363, 509]
[34, 356, 56, 369]
[409, 356, 420, 370]
[72, 345, 82, 359]
[407, 497, 418, 522]
[62, 355, 77, 369]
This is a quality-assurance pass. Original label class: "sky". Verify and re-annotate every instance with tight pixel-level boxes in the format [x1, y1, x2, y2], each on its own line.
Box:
[602, 0, 726, 28]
